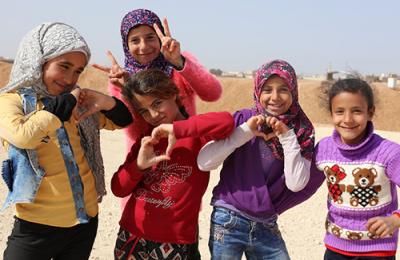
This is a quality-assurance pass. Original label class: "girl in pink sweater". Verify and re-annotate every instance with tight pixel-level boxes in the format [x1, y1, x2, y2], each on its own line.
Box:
[95, 9, 222, 152]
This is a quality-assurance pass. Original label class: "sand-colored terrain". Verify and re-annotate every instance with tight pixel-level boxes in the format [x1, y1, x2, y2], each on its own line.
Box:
[1, 61, 400, 259]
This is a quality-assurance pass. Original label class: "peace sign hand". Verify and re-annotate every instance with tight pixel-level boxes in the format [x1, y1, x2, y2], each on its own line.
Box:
[153, 18, 184, 69]
[92, 50, 129, 88]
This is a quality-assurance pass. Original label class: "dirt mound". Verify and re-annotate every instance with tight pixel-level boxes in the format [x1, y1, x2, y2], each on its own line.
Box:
[1, 61, 399, 131]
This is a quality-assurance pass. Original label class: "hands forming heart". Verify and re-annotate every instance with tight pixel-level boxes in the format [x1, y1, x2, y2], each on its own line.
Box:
[246, 115, 290, 141]
[70, 87, 116, 122]
[137, 123, 177, 170]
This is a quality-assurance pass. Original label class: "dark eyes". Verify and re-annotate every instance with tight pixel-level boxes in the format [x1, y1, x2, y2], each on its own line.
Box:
[59, 64, 69, 70]
[130, 35, 157, 44]
[58, 64, 83, 75]
[333, 109, 363, 114]
[138, 109, 149, 116]
[153, 101, 162, 108]
[262, 88, 289, 93]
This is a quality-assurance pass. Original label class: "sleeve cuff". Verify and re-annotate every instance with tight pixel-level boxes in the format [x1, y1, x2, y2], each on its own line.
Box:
[278, 129, 300, 150]
[101, 97, 133, 127]
[172, 55, 186, 71]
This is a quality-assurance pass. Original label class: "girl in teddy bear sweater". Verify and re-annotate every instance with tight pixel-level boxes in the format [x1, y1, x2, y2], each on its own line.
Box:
[315, 78, 400, 259]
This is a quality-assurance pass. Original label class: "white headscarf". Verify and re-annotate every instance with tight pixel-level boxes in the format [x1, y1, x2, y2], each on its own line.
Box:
[1, 22, 106, 200]
[1, 22, 90, 96]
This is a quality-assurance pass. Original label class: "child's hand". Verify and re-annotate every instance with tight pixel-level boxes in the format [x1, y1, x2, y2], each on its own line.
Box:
[246, 115, 269, 140]
[153, 18, 184, 69]
[137, 136, 170, 170]
[70, 87, 81, 122]
[151, 124, 176, 157]
[92, 51, 128, 88]
[265, 116, 290, 137]
[366, 215, 400, 238]
[77, 89, 116, 121]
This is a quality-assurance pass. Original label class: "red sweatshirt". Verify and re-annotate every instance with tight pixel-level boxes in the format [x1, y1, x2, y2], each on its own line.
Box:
[111, 112, 234, 244]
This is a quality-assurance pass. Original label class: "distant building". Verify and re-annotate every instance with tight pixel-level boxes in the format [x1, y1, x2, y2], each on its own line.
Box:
[221, 71, 245, 78]
[0, 56, 14, 63]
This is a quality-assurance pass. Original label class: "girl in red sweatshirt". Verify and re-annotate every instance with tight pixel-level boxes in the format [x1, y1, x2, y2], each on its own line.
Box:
[111, 69, 234, 259]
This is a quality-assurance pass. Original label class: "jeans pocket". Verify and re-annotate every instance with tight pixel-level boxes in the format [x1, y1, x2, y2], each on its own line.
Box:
[263, 222, 283, 238]
[2, 159, 14, 191]
[211, 208, 237, 230]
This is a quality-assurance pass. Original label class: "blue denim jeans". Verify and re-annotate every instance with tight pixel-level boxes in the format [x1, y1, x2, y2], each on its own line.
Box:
[209, 207, 290, 260]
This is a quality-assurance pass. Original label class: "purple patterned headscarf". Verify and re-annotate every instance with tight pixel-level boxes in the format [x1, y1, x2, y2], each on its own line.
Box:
[120, 9, 173, 76]
[253, 59, 315, 161]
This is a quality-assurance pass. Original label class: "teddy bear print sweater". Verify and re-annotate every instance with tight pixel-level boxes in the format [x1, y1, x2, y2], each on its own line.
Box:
[315, 122, 400, 254]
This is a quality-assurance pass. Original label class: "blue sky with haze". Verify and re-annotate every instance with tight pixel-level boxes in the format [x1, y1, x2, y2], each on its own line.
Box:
[1, 1, 399, 75]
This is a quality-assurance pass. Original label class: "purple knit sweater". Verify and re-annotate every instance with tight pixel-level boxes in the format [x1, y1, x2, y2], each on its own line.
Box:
[212, 109, 324, 221]
[315, 122, 400, 253]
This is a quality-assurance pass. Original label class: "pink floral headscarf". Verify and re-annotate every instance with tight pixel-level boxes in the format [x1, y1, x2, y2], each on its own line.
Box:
[120, 9, 173, 76]
[253, 59, 315, 161]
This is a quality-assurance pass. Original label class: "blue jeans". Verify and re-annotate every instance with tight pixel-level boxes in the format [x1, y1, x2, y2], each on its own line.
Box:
[209, 207, 290, 260]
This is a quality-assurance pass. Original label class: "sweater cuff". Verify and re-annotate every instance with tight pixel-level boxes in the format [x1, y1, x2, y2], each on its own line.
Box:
[234, 123, 255, 145]
[42, 93, 77, 122]
[278, 129, 300, 150]
[172, 55, 186, 71]
[101, 97, 133, 127]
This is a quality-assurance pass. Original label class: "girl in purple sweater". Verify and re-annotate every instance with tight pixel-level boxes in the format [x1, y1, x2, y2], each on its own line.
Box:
[315, 79, 400, 259]
[197, 60, 324, 259]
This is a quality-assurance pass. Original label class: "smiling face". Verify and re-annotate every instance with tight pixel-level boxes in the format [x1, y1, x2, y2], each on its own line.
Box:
[133, 93, 184, 126]
[127, 25, 161, 65]
[259, 75, 293, 116]
[42, 51, 87, 96]
[331, 91, 374, 145]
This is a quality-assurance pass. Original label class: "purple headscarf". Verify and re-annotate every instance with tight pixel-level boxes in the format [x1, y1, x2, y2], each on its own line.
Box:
[253, 59, 315, 161]
[120, 9, 173, 76]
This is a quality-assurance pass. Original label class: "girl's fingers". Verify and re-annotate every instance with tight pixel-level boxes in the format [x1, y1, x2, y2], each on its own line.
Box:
[92, 64, 111, 73]
[166, 135, 176, 156]
[169, 40, 180, 53]
[375, 225, 388, 237]
[153, 23, 165, 39]
[109, 79, 123, 88]
[366, 217, 377, 229]
[161, 37, 172, 49]
[367, 220, 380, 233]
[380, 229, 391, 238]
[169, 40, 176, 53]
[254, 132, 268, 140]
[162, 18, 171, 37]
[265, 116, 277, 126]
[263, 132, 276, 141]
[141, 136, 152, 145]
[109, 70, 125, 79]
[152, 155, 171, 164]
[106, 50, 120, 67]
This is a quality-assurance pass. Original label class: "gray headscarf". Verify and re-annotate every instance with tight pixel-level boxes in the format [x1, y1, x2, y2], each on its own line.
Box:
[1, 22, 106, 200]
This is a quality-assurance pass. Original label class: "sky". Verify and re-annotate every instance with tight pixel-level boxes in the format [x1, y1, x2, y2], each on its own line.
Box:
[1, 1, 400, 75]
